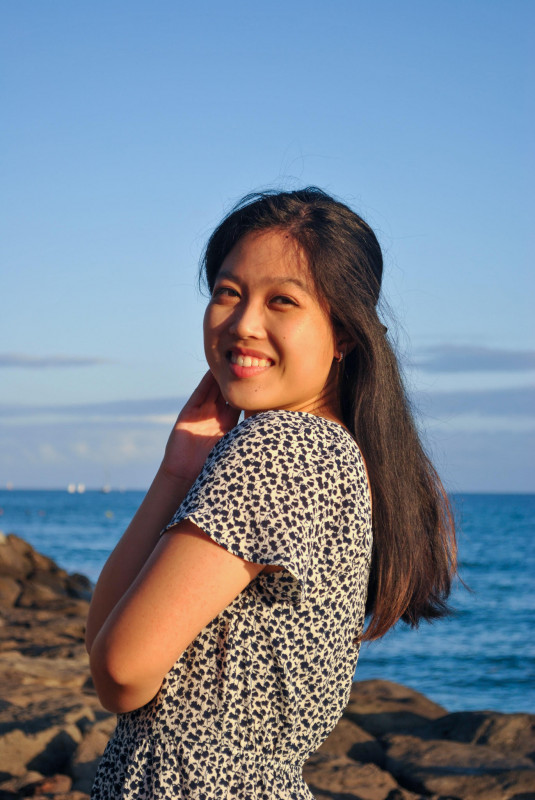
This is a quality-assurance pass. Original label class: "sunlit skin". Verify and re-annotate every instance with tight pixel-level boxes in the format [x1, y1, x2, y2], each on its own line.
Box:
[203, 230, 347, 423]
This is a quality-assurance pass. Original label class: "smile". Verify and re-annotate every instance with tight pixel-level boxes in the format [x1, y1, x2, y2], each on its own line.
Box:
[229, 353, 274, 368]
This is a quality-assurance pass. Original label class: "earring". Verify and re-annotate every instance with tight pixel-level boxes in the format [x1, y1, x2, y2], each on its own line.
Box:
[335, 351, 344, 363]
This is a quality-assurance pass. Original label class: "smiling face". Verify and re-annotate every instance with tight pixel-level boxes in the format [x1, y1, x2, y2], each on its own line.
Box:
[203, 229, 342, 419]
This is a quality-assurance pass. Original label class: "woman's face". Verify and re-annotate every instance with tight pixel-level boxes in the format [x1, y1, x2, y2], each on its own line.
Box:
[203, 229, 341, 418]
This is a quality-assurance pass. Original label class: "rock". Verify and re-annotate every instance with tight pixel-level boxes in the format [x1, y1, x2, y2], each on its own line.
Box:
[0, 535, 33, 579]
[26, 772, 73, 795]
[16, 581, 69, 609]
[384, 733, 535, 799]
[29, 566, 70, 592]
[29, 551, 61, 575]
[66, 574, 92, 603]
[0, 723, 81, 780]
[317, 716, 386, 768]
[303, 753, 422, 800]
[345, 679, 447, 738]
[0, 727, 64, 778]
[413, 709, 535, 762]
[70, 722, 115, 794]
[0, 537, 104, 798]
[1, 534, 534, 800]
[0, 652, 91, 690]
[63, 706, 96, 735]
[0, 534, 92, 615]
[42, 794, 89, 800]
[0, 577, 20, 608]
[0, 697, 96, 739]
[0, 770, 44, 797]
[0, 612, 88, 659]
[27, 725, 82, 775]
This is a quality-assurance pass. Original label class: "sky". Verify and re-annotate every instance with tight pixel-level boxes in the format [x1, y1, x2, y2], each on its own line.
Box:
[1, 0, 533, 491]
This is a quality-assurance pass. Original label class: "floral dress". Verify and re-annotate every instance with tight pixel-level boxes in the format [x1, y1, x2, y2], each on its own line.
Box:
[91, 410, 372, 799]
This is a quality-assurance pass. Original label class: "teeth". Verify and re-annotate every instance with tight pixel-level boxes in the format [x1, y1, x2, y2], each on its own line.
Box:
[230, 353, 272, 368]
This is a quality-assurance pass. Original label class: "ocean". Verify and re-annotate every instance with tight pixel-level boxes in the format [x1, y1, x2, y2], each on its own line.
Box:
[0, 490, 533, 715]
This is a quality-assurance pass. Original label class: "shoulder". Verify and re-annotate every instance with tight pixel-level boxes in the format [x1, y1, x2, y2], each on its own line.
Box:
[202, 411, 367, 501]
[183, 410, 370, 519]
[212, 409, 362, 465]
[167, 410, 372, 583]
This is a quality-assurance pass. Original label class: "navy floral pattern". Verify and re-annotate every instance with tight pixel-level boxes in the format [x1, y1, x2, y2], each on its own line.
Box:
[91, 410, 372, 799]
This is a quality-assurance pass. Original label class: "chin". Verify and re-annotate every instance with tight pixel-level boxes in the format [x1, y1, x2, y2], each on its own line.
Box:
[221, 385, 265, 411]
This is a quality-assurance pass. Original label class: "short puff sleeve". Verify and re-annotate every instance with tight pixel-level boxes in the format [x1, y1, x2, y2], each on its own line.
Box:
[163, 411, 338, 597]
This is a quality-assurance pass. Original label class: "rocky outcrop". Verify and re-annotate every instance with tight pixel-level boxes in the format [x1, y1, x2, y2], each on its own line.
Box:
[1, 531, 534, 799]
[306, 683, 535, 800]
[0, 533, 113, 799]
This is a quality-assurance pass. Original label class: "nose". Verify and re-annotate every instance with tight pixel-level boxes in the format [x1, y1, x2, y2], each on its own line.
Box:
[228, 299, 265, 339]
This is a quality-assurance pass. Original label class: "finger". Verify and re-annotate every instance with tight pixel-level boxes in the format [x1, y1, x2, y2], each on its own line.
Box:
[202, 371, 223, 406]
[185, 371, 218, 410]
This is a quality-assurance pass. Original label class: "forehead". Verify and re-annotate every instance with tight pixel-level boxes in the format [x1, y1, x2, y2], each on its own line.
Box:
[219, 230, 313, 287]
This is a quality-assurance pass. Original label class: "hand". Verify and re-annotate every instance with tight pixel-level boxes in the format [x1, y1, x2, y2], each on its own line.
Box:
[161, 371, 240, 486]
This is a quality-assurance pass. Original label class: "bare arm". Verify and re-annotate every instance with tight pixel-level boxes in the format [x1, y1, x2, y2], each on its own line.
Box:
[89, 521, 264, 713]
[85, 372, 240, 653]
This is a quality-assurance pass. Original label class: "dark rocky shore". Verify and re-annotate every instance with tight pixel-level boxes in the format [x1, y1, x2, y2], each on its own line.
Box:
[0, 532, 533, 800]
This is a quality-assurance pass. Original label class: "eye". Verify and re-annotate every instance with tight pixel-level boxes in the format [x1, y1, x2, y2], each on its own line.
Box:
[212, 286, 239, 300]
[270, 295, 296, 306]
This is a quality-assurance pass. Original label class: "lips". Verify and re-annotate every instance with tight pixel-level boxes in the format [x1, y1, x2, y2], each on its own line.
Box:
[230, 353, 272, 368]
[227, 348, 274, 365]
[227, 348, 274, 376]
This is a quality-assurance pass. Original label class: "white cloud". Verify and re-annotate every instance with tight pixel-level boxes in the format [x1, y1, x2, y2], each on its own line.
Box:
[0, 353, 110, 369]
[414, 345, 535, 373]
[424, 413, 535, 434]
[37, 443, 66, 464]
[0, 387, 533, 490]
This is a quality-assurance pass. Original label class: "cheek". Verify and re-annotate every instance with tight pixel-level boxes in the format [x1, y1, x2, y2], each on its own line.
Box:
[203, 307, 217, 359]
[299, 318, 336, 361]
[292, 334, 335, 383]
[203, 302, 221, 335]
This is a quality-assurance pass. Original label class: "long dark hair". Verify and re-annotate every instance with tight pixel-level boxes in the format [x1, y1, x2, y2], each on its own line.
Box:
[201, 187, 457, 640]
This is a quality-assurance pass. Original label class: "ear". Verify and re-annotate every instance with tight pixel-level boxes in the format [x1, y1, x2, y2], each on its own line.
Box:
[334, 325, 355, 359]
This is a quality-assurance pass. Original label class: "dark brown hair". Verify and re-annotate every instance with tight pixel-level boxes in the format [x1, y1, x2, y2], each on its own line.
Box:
[201, 187, 457, 640]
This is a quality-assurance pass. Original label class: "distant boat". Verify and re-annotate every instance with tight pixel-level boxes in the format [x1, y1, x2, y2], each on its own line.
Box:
[101, 484, 111, 494]
[67, 483, 86, 494]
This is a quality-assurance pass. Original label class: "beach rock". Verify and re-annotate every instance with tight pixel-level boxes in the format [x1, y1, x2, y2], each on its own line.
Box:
[412, 709, 535, 762]
[0, 652, 90, 690]
[1, 533, 534, 800]
[26, 772, 73, 794]
[0, 577, 20, 608]
[0, 532, 34, 577]
[384, 733, 535, 798]
[0, 728, 57, 778]
[303, 752, 422, 800]
[0, 771, 45, 797]
[70, 720, 116, 794]
[0, 536, 106, 798]
[65, 575, 92, 604]
[0, 725, 82, 783]
[0, 534, 91, 612]
[345, 679, 447, 738]
[0, 697, 96, 740]
[317, 716, 386, 768]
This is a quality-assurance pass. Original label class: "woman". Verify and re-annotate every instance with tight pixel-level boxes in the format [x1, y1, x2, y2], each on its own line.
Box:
[87, 188, 456, 799]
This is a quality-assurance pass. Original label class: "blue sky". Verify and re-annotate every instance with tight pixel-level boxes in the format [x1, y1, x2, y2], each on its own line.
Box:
[1, 0, 533, 491]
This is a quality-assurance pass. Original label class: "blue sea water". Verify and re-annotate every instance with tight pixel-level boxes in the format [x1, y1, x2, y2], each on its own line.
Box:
[0, 490, 533, 715]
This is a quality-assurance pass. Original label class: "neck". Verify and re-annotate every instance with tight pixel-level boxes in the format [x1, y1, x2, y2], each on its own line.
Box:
[295, 381, 343, 426]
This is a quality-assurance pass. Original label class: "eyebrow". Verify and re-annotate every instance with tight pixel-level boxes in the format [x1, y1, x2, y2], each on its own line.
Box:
[215, 270, 311, 293]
